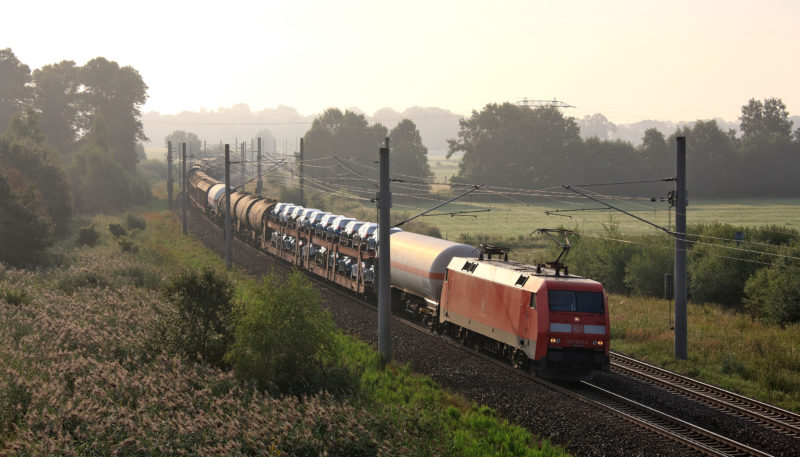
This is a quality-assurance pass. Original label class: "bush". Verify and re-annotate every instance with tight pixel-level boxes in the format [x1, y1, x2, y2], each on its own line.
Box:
[161, 267, 234, 367]
[56, 270, 108, 295]
[125, 213, 146, 231]
[118, 238, 138, 253]
[745, 266, 800, 326]
[1, 285, 31, 306]
[624, 240, 674, 297]
[137, 158, 167, 186]
[570, 223, 638, 294]
[226, 269, 336, 393]
[76, 225, 100, 247]
[689, 250, 749, 308]
[108, 223, 127, 238]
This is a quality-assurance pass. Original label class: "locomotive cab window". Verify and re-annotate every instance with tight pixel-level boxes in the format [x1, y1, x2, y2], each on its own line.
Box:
[548, 290, 604, 313]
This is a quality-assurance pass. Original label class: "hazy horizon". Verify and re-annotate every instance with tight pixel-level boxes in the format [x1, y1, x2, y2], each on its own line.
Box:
[5, 0, 799, 126]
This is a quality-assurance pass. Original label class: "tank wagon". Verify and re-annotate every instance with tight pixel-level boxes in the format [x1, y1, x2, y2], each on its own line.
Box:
[185, 162, 609, 380]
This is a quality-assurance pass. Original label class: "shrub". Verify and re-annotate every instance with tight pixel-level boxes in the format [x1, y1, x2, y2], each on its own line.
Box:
[108, 223, 127, 238]
[570, 223, 638, 294]
[226, 269, 336, 393]
[689, 250, 748, 308]
[1, 285, 31, 306]
[745, 266, 800, 326]
[56, 270, 108, 295]
[161, 267, 234, 367]
[76, 225, 100, 246]
[624, 239, 673, 298]
[118, 238, 138, 253]
[124, 213, 146, 231]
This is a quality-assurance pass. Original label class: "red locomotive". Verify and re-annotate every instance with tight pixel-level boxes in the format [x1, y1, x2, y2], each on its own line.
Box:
[186, 163, 609, 380]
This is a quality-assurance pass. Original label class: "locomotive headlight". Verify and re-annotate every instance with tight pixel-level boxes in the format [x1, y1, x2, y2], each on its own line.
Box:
[593, 340, 604, 347]
[549, 337, 560, 344]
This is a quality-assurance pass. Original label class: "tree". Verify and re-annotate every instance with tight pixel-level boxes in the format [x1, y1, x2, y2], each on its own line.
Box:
[671, 120, 737, 197]
[389, 119, 433, 189]
[69, 114, 138, 213]
[0, 173, 53, 266]
[8, 108, 45, 144]
[0, 128, 72, 237]
[639, 128, 671, 175]
[0, 48, 32, 133]
[254, 128, 275, 156]
[737, 98, 799, 196]
[447, 103, 582, 188]
[581, 137, 642, 185]
[739, 98, 793, 141]
[164, 130, 202, 157]
[31, 60, 82, 162]
[81, 57, 148, 171]
[303, 108, 388, 194]
[579, 113, 618, 140]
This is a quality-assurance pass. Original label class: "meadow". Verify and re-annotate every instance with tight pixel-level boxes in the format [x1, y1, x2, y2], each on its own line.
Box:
[609, 294, 800, 411]
[0, 207, 567, 456]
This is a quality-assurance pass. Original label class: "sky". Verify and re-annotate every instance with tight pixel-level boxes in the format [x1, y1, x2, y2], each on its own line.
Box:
[4, 0, 799, 124]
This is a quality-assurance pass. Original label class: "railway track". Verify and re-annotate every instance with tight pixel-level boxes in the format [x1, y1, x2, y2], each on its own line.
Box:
[563, 381, 773, 457]
[391, 316, 774, 456]
[610, 352, 800, 439]
[428, 337, 774, 455]
[185, 203, 782, 456]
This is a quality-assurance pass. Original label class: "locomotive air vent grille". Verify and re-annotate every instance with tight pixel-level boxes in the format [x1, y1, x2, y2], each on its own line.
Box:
[469, 263, 478, 273]
[461, 261, 473, 271]
[514, 275, 529, 287]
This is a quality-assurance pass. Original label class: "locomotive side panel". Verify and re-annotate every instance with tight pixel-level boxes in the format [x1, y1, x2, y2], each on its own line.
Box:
[441, 268, 537, 360]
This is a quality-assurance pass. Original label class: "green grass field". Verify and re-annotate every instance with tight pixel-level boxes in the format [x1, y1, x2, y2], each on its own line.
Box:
[395, 198, 800, 242]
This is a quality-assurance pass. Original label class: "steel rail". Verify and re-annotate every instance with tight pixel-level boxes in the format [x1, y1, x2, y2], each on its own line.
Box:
[611, 352, 800, 438]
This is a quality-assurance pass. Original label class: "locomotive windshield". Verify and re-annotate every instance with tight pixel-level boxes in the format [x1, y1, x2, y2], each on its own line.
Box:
[548, 290, 604, 313]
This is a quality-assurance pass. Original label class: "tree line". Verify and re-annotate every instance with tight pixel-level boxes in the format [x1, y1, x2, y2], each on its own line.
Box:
[165, 97, 799, 203]
[0, 48, 152, 265]
[447, 98, 800, 198]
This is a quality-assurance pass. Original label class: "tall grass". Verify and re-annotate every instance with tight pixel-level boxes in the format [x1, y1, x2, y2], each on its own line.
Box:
[0, 208, 568, 455]
[610, 294, 800, 411]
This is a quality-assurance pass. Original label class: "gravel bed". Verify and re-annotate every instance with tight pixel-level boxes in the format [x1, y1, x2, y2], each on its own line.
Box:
[592, 371, 799, 456]
[186, 206, 708, 456]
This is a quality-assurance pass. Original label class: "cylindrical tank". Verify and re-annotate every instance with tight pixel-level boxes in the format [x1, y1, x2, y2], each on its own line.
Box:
[207, 184, 227, 212]
[220, 191, 248, 220]
[248, 199, 276, 233]
[389, 231, 478, 302]
[234, 194, 263, 229]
